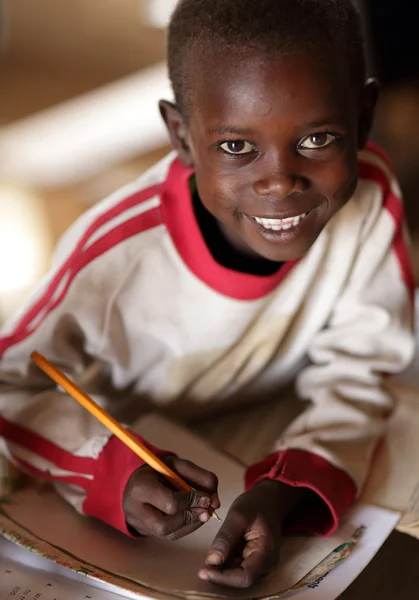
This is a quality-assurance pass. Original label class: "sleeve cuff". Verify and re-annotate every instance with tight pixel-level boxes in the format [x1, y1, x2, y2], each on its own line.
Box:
[83, 432, 175, 536]
[245, 449, 357, 536]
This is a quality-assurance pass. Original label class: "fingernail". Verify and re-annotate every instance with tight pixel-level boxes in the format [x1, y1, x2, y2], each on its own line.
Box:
[200, 512, 210, 523]
[206, 551, 223, 566]
[199, 570, 210, 581]
[199, 497, 211, 509]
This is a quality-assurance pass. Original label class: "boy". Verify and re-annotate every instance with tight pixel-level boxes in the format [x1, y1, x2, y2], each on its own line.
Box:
[0, 0, 415, 589]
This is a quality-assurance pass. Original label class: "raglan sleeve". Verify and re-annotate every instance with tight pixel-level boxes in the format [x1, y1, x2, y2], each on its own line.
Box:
[245, 159, 415, 536]
[0, 209, 170, 536]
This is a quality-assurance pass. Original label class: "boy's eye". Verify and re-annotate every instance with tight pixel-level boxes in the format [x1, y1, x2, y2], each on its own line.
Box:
[220, 141, 255, 155]
[298, 133, 336, 150]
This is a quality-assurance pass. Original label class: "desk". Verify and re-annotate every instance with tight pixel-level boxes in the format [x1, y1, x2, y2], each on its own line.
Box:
[339, 530, 419, 599]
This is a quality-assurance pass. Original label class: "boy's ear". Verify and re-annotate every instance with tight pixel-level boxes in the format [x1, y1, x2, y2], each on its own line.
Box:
[358, 78, 379, 149]
[159, 100, 194, 167]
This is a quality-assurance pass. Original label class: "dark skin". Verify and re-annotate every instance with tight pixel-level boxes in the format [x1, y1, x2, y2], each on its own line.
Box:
[123, 456, 220, 539]
[123, 48, 378, 588]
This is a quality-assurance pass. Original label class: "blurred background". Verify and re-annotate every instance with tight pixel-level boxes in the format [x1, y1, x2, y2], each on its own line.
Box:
[0, 0, 418, 323]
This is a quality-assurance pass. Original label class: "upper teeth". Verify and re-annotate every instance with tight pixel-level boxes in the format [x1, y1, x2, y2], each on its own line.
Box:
[253, 213, 307, 230]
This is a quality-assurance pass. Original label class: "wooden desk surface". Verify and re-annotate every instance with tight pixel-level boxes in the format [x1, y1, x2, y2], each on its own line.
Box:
[339, 530, 419, 599]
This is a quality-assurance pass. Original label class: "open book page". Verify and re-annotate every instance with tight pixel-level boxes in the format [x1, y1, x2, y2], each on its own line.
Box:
[0, 536, 140, 600]
[0, 523, 174, 600]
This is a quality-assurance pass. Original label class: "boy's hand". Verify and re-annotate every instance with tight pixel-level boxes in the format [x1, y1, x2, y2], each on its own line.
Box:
[199, 480, 304, 589]
[123, 456, 220, 540]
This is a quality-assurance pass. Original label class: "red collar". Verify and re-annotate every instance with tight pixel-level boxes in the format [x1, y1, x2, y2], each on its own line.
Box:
[160, 158, 299, 301]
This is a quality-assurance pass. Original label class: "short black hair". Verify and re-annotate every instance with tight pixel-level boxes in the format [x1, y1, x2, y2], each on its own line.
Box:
[168, 0, 366, 115]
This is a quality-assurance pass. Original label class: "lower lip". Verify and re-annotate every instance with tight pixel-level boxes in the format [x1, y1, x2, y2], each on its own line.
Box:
[246, 209, 319, 244]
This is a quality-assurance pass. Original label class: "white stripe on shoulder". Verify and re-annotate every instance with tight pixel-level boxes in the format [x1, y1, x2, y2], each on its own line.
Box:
[52, 152, 175, 266]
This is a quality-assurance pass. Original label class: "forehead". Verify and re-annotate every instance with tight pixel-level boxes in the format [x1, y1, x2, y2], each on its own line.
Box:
[188, 51, 355, 130]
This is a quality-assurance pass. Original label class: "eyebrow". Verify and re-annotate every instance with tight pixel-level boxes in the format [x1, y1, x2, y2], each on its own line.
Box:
[205, 117, 346, 138]
[302, 116, 345, 129]
[205, 126, 254, 137]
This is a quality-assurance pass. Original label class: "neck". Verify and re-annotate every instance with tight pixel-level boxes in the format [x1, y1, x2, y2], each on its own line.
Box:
[192, 188, 283, 276]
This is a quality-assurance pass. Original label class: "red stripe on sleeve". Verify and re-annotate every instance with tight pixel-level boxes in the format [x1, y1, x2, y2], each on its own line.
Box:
[365, 141, 396, 175]
[358, 160, 415, 301]
[245, 449, 357, 536]
[0, 416, 95, 474]
[83, 433, 175, 536]
[11, 184, 161, 332]
[0, 204, 162, 357]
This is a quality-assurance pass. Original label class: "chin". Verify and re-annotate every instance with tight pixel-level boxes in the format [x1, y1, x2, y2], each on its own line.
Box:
[251, 242, 310, 263]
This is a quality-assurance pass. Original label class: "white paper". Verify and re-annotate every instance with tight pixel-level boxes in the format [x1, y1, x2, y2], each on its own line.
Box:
[0, 537, 136, 600]
[284, 505, 400, 599]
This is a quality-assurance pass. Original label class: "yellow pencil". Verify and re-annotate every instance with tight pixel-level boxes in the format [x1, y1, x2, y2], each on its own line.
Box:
[30, 351, 221, 522]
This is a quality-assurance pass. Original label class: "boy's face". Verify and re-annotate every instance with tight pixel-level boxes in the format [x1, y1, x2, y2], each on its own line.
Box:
[162, 51, 376, 262]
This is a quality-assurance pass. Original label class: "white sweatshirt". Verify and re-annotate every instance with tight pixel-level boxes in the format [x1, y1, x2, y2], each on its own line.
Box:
[0, 142, 414, 536]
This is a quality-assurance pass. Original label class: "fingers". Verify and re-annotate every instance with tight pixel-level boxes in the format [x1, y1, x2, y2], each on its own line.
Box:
[199, 540, 274, 589]
[170, 458, 220, 506]
[137, 477, 212, 515]
[123, 459, 221, 541]
[205, 511, 247, 567]
[129, 503, 207, 539]
[125, 473, 213, 538]
[166, 518, 209, 541]
[199, 555, 263, 588]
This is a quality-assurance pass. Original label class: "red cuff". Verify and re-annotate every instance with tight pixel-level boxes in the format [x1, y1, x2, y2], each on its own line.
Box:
[245, 449, 357, 536]
[83, 433, 174, 536]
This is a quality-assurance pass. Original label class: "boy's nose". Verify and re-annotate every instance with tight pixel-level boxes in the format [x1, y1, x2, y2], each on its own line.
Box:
[253, 172, 299, 199]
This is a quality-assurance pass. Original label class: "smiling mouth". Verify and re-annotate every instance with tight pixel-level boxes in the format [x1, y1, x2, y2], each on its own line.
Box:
[251, 211, 310, 231]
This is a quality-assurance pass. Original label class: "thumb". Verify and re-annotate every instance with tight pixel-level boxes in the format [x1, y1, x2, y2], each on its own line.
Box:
[206, 514, 247, 567]
[173, 489, 212, 513]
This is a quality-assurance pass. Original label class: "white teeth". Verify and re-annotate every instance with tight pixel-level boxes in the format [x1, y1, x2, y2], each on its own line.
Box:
[253, 213, 307, 231]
